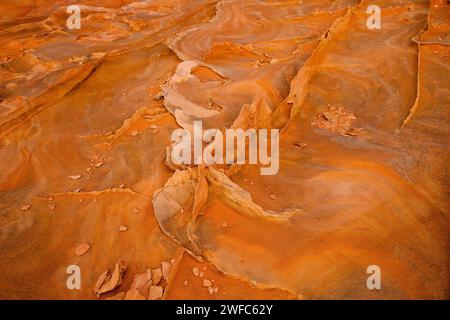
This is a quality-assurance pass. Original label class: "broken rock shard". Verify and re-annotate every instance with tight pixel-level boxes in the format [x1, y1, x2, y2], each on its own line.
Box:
[93, 260, 127, 297]
[74, 243, 90, 257]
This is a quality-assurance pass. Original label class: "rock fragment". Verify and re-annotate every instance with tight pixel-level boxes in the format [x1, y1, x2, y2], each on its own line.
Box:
[311, 105, 363, 137]
[74, 243, 90, 256]
[346, 127, 364, 136]
[152, 268, 162, 285]
[91, 52, 106, 60]
[93, 270, 109, 295]
[294, 142, 307, 148]
[130, 268, 152, 291]
[203, 279, 212, 287]
[94, 161, 103, 168]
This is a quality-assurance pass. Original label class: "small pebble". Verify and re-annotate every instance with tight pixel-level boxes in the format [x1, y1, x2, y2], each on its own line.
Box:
[94, 162, 103, 168]
[203, 279, 212, 287]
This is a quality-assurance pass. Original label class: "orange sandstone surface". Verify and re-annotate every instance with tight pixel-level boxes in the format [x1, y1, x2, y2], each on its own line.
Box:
[0, 0, 448, 299]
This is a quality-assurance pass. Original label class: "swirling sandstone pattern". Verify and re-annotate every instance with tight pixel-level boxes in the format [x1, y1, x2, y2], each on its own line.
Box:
[0, 0, 448, 299]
